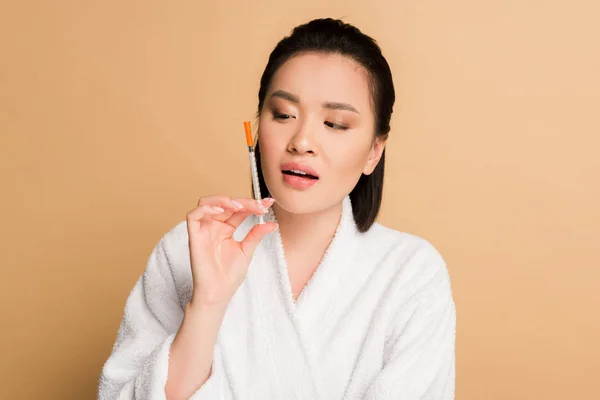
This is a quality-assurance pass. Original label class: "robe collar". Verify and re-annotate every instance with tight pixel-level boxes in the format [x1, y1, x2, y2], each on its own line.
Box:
[259, 195, 361, 322]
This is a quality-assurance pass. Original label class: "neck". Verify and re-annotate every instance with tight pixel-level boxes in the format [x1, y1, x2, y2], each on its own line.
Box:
[273, 200, 343, 261]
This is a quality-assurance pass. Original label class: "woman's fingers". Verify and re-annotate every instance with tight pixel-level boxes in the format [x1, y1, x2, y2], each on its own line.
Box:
[194, 196, 265, 223]
[186, 204, 225, 225]
[188, 196, 275, 230]
[226, 198, 275, 227]
[240, 222, 279, 259]
[193, 196, 233, 221]
[196, 195, 232, 208]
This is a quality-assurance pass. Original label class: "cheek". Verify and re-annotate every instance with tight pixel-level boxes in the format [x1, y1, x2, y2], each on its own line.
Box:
[257, 128, 284, 173]
[330, 140, 372, 176]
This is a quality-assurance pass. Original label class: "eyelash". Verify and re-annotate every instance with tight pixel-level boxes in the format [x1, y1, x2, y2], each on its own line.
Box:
[324, 121, 349, 131]
[273, 113, 292, 120]
[273, 112, 348, 131]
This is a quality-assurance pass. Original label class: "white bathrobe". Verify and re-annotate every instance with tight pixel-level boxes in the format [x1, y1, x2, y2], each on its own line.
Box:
[99, 196, 456, 399]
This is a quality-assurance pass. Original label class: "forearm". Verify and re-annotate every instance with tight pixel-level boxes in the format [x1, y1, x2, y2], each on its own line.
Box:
[165, 301, 227, 400]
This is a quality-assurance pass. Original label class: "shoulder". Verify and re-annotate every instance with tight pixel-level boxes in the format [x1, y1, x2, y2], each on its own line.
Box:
[143, 221, 193, 303]
[360, 222, 453, 301]
[157, 220, 190, 262]
[361, 222, 447, 271]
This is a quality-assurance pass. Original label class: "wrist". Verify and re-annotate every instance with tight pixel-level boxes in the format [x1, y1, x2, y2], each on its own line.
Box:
[187, 296, 229, 316]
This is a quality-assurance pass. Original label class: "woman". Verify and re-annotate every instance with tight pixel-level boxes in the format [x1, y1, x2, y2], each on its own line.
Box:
[99, 18, 456, 400]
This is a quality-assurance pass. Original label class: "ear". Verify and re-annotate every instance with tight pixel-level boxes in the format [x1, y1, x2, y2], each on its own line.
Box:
[362, 137, 386, 175]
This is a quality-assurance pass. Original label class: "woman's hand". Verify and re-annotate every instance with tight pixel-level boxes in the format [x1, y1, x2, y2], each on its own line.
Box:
[185, 196, 277, 308]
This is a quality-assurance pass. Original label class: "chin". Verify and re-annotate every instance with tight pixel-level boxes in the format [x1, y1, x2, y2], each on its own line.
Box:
[269, 190, 311, 214]
[267, 185, 340, 216]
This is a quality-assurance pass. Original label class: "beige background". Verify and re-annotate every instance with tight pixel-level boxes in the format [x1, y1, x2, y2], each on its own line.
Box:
[1, 1, 598, 399]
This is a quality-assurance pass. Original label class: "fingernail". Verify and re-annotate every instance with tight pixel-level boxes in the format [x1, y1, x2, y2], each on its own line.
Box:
[257, 199, 269, 212]
[231, 200, 244, 210]
[212, 206, 225, 213]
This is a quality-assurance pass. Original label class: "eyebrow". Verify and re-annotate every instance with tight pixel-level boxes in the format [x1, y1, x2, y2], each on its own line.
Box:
[270, 89, 360, 114]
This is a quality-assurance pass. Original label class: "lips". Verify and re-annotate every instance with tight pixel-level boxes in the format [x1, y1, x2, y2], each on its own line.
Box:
[280, 162, 320, 180]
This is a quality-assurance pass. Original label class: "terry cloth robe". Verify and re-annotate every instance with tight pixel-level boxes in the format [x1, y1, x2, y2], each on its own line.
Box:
[99, 196, 456, 399]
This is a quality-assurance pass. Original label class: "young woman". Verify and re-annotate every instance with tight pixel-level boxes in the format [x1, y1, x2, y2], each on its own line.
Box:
[99, 18, 456, 400]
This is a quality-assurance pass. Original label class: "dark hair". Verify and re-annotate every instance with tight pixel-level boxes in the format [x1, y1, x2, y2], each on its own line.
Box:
[255, 18, 395, 232]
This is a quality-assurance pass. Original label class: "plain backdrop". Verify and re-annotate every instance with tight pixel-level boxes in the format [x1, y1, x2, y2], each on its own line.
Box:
[1, 1, 598, 399]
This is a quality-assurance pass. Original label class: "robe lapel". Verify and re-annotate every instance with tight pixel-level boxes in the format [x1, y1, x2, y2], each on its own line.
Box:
[218, 215, 321, 398]
[289, 196, 361, 327]
[264, 196, 362, 394]
[218, 196, 361, 398]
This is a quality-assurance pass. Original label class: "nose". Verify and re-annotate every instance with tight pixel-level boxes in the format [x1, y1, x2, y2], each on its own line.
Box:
[287, 121, 317, 156]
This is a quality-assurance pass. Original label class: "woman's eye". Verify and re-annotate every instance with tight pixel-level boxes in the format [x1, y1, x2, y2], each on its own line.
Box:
[324, 121, 349, 131]
[273, 113, 293, 120]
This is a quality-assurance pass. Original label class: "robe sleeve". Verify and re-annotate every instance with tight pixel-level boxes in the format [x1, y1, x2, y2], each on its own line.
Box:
[364, 254, 456, 400]
[98, 234, 223, 400]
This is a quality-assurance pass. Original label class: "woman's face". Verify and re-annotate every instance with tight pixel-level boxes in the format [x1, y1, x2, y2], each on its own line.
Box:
[258, 52, 385, 215]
